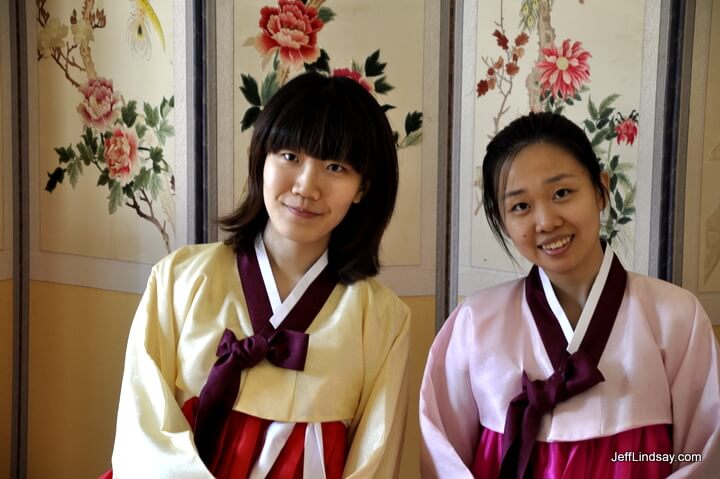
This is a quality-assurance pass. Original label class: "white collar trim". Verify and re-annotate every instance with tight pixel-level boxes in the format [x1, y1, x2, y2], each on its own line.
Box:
[538, 245, 615, 353]
[254, 235, 329, 329]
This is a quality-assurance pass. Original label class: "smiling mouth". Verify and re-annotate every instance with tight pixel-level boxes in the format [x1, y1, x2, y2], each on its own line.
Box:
[284, 204, 321, 218]
[540, 235, 573, 252]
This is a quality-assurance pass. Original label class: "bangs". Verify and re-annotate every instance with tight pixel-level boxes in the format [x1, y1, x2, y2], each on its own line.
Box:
[262, 80, 371, 174]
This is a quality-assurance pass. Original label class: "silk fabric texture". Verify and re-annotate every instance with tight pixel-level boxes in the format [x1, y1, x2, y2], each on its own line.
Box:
[420, 249, 720, 478]
[109, 242, 411, 478]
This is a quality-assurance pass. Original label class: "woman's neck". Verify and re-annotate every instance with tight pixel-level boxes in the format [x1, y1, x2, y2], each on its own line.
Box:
[545, 242, 605, 327]
[261, 224, 327, 300]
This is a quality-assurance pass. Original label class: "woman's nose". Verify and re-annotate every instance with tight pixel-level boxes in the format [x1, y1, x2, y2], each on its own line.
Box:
[292, 162, 321, 200]
[534, 204, 562, 233]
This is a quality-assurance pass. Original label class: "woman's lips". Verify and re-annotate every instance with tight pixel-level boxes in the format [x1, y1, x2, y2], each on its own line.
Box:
[539, 235, 573, 256]
[284, 204, 321, 218]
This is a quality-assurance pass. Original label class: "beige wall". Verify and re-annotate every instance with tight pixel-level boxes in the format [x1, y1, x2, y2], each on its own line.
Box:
[27, 282, 139, 479]
[399, 296, 436, 478]
[1, 280, 12, 479]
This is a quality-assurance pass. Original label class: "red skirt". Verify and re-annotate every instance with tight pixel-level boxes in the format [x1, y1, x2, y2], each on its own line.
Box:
[99, 397, 348, 479]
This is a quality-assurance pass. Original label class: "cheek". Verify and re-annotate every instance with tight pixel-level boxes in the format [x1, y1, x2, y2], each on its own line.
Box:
[262, 165, 287, 195]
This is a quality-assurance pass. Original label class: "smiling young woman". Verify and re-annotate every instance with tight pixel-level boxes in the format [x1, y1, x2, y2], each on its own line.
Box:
[102, 73, 410, 479]
[500, 142, 608, 325]
[420, 112, 720, 479]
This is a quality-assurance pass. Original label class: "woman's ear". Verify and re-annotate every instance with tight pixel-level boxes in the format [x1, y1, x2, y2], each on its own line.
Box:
[353, 182, 369, 204]
[599, 170, 610, 210]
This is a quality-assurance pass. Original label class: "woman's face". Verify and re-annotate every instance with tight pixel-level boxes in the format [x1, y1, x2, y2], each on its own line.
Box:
[499, 143, 606, 284]
[262, 149, 363, 251]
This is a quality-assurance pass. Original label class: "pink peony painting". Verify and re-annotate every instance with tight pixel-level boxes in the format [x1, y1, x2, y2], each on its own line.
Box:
[76, 77, 121, 130]
[254, 0, 324, 69]
[104, 128, 140, 185]
[238, 0, 422, 150]
[39, 0, 175, 253]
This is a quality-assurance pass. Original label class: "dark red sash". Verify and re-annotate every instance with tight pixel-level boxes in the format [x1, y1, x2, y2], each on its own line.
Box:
[498, 253, 627, 479]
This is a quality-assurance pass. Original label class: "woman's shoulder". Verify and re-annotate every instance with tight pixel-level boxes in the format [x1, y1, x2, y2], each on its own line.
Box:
[461, 277, 526, 314]
[626, 271, 702, 316]
[625, 272, 714, 346]
[351, 277, 410, 311]
[342, 277, 411, 332]
[151, 242, 234, 278]
[434, 277, 526, 336]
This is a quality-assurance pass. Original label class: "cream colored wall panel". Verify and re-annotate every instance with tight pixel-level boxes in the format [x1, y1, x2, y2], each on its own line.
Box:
[0, 0, 11, 280]
[28, 0, 190, 294]
[683, 0, 720, 323]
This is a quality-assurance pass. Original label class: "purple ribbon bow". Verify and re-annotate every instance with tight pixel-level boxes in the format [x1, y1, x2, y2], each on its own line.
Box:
[499, 350, 604, 479]
[194, 327, 309, 462]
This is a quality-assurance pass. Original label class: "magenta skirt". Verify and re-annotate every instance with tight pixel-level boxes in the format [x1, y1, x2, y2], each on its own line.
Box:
[472, 424, 673, 478]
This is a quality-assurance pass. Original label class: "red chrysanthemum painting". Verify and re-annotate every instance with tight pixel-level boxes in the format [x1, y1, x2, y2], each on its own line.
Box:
[255, 0, 324, 69]
[615, 117, 638, 145]
[536, 39, 591, 100]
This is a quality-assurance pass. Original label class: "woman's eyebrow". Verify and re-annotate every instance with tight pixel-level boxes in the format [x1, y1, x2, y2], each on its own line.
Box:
[503, 173, 576, 199]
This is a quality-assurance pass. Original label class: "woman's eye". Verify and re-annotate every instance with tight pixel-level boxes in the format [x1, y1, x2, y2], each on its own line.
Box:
[281, 152, 297, 162]
[510, 202, 529, 212]
[326, 163, 347, 173]
[554, 188, 572, 199]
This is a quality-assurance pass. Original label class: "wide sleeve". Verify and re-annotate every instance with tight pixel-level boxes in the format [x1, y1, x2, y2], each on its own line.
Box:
[665, 297, 720, 478]
[419, 304, 480, 479]
[110, 265, 213, 478]
[342, 291, 411, 479]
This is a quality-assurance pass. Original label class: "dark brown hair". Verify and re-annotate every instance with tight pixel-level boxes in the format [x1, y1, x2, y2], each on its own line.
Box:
[219, 72, 399, 284]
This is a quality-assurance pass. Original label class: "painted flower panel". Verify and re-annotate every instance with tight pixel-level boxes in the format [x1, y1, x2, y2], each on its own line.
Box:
[104, 127, 140, 186]
[76, 77, 121, 130]
[332, 68, 372, 91]
[615, 117, 638, 145]
[254, 0, 324, 69]
[537, 39, 591, 100]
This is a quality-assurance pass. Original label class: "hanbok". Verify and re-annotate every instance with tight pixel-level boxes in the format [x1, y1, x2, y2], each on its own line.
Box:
[420, 247, 720, 478]
[105, 239, 410, 478]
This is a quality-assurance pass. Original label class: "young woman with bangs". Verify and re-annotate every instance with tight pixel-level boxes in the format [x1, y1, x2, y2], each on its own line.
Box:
[104, 72, 410, 478]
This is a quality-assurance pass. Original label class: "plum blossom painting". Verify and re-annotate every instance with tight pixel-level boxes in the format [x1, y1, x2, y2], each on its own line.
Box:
[221, 0, 440, 294]
[459, 0, 646, 294]
[30, 0, 176, 291]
